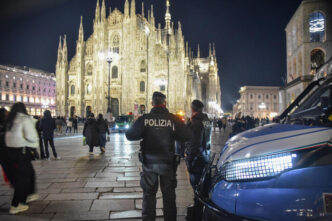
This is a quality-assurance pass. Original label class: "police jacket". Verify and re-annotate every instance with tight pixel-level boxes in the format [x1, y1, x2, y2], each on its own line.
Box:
[125, 107, 190, 165]
[186, 112, 211, 158]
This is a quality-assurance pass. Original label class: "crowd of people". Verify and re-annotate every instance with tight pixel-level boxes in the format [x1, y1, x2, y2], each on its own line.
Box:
[229, 115, 271, 137]
[55, 116, 79, 135]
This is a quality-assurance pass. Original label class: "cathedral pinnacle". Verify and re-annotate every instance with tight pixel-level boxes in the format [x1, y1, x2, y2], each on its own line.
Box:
[78, 16, 84, 42]
[197, 44, 200, 58]
[142, 2, 144, 18]
[165, 0, 171, 34]
[124, 0, 129, 18]
[95, 0, 100, 23]
[131, 0, 136, 18]
[101, 0, 106, 21]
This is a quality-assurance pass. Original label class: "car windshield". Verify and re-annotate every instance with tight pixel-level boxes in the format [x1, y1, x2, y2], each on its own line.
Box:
[287, 79, 332, 127]
[116, 116, 129, 123]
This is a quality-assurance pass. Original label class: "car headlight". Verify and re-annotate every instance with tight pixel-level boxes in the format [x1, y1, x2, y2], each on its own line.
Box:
[125, 124, 129, 129]
[115, 125, 119, 129]
[220, 152, 297, 181]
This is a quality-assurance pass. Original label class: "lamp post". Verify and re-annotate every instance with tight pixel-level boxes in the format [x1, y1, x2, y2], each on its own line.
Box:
[145, 25, 150, 111]
[99, 50, 119, 114]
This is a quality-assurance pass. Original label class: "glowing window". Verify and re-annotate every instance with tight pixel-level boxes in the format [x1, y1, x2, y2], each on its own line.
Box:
[309, 12, 325, 42]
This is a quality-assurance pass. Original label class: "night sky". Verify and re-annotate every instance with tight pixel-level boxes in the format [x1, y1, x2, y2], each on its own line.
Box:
[0, 0, 302, 112]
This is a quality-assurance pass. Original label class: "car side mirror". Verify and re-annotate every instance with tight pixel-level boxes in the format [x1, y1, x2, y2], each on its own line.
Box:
[320, 96, 329, 109]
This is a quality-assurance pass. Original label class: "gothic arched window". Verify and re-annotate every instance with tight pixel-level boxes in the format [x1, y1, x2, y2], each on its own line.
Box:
[309, 11, 325, 42]
[70, 85, 75, 95]
[140, 60, 146, 72]
[113, 35, 120, 53]
[87, 65, 92, 76]
[311, 49, 325, 74]
[140, 81, 145, 92]
[112, 66, 118, 79]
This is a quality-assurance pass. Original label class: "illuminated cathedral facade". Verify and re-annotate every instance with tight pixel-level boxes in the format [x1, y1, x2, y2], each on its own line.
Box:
[55, 0, 221, 117]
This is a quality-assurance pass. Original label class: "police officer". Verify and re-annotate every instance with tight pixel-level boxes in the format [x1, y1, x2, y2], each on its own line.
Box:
[125, 92, 190, 221]
[185, 100, 211, 221]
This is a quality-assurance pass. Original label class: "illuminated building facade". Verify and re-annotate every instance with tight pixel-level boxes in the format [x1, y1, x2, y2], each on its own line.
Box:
[233, 86, 280, 119]
[56, 0, 221, 118]
[280, 0, 332, 111]
[0, 65, 56, 116]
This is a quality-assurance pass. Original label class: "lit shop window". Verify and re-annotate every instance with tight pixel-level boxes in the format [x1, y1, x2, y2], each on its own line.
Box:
[36, 98, 40, 103]
[23, 96, 27, 102]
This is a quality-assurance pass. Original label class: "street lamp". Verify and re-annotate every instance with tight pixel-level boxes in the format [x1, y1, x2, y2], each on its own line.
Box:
[145, 25, 150, 111]
[98, 50, 119, 114]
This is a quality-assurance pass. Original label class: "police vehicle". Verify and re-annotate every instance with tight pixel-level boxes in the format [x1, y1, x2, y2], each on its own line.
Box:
[196, 74, 332, 221]
[112, 115, 133, 132]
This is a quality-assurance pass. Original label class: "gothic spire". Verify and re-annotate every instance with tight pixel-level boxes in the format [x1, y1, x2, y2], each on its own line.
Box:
[177, 21, 182, 37]
[95, 0, 100, 23]
[165, 0, 171, 33]
[124, 0, 129, 18]
[101, 0, 106, 21]
[62, 35, 68, 64]
[197, 44, 200, 58]
[141, 2, 144, 18]
[150, 5, 155, 25]
[130, 0, 136, 18]
[78, 16, 84, 42]
[57, 36, 62, 64]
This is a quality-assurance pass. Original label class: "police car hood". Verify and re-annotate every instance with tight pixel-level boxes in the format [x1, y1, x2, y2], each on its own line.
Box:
[217, 123, 332, 168]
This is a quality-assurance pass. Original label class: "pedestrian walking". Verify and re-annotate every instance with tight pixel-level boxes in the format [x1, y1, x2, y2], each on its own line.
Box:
[34, 116, 46, 159]
[72, 115, 78, 134]
[40, 110, 60, 160]
[83, 113, 100, 155]
[55, 117, 63, 134]
[185, 100, 212, 221]
[222, 117, 227, 131]
[66, 117, 72, 134]
[126, 92, 190, 221]
[96, 114, 110, 153]
[5, 102, 39, 214]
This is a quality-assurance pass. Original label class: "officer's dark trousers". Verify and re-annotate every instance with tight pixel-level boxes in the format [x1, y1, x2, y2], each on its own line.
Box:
[140, 169, 177, 221]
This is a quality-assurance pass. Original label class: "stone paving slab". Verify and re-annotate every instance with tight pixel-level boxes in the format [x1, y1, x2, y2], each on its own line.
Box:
[100, 192, 143, 200]
[110, 209, 163, 219]
[53, 210, 109, 221]
[91, 199, 135, 211]
[43, 200, 93, 212]
[45, 193, 98, 201]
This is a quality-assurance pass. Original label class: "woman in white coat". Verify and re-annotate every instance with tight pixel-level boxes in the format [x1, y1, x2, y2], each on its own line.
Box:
[5, 102, 39, 214]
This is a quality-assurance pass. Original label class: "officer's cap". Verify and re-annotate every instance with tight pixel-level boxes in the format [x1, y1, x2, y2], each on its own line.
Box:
[191, 100, 204, 112]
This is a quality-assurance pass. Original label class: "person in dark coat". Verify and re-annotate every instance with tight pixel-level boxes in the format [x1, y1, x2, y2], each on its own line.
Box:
[40, 110, 59, 160]
[83, 113, 100, 155]
[72, 115, 78, 134]
[97, 114, 110, 153]
[33, 116, 45, 159]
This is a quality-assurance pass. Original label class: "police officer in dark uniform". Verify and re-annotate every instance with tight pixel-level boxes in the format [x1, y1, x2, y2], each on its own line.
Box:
[125, 92, 190, 221]
[185, 100, 211, 221]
